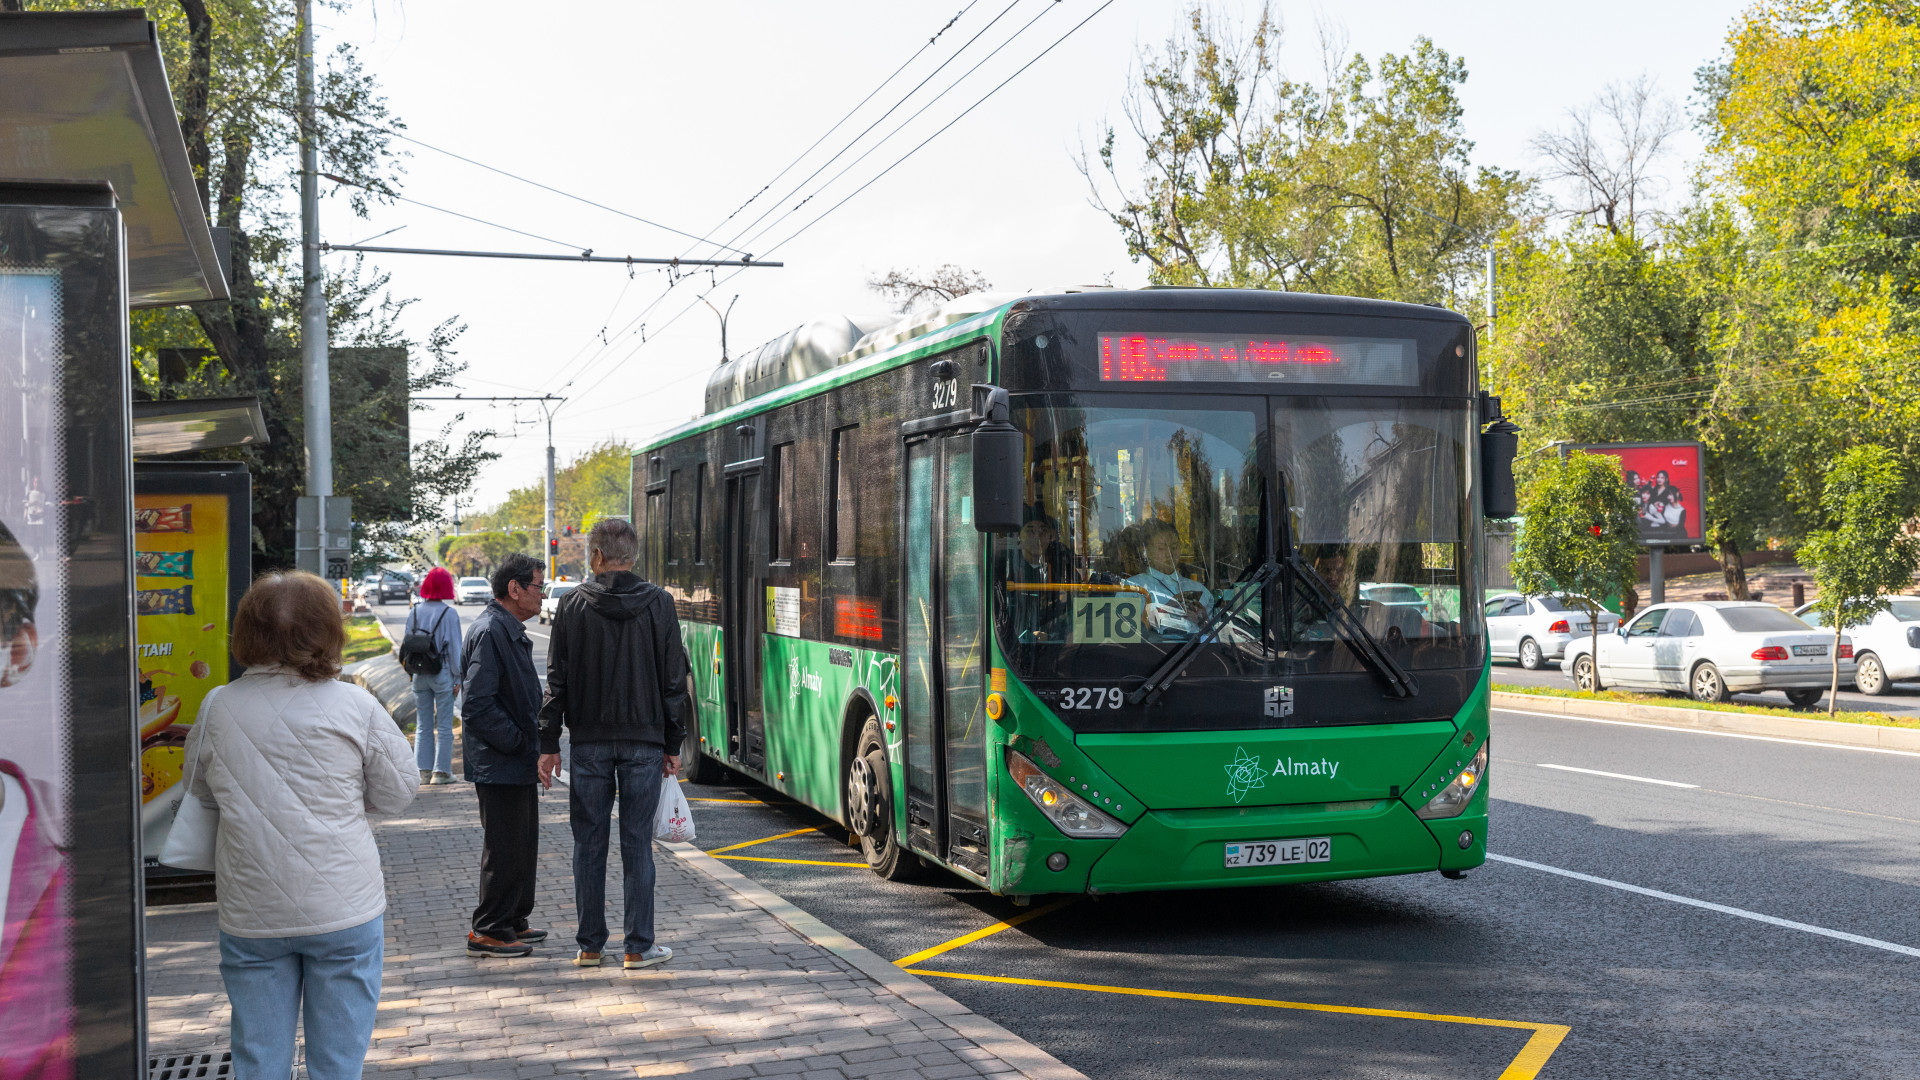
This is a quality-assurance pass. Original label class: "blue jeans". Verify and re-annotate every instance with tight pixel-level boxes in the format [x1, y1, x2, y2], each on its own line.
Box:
[218, 915, 383, 1080]
[412, 668, 455, 774]
[569, 740, 664, 955]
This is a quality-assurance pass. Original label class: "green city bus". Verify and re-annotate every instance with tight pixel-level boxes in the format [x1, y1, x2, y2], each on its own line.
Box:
[634, 288, 1512, 897]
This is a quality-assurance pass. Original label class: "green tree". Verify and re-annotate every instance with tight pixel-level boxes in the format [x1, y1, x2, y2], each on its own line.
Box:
[1081, 4, 1528, 304]
[1797, 445, 1920, 712]
[24, 0, 497, 569]
[1509, 452, 1643, 691]
[467, 440, 637, 534]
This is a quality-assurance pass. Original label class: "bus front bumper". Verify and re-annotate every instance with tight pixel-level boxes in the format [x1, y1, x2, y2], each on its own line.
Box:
[1080, 798, 1485, 894]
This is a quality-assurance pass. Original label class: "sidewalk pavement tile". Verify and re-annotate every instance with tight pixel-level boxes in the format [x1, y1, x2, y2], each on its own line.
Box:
[144, 775, 1086, 1080]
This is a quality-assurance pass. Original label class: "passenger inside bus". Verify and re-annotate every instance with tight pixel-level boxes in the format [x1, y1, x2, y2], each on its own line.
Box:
[997, 507, 1078, 641]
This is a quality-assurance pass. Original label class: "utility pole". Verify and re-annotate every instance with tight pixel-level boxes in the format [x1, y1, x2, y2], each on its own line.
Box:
[298, 0, 330, 500]
[1484, 244, 1496, 342]
[544, 402, 557, 581]
[414, 393, 566, 580]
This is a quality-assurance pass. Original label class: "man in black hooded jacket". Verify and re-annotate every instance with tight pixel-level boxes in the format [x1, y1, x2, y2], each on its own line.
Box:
[536, 517, 690, 970]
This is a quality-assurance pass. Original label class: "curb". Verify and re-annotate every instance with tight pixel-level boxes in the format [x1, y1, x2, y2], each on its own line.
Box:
[663, 842, 1091, 1080]
[1490, 689, 1920, 752]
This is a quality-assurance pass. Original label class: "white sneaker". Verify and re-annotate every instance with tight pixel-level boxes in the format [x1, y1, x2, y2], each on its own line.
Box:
[419, 770, 432, 785]
[623, 945, 672, 969]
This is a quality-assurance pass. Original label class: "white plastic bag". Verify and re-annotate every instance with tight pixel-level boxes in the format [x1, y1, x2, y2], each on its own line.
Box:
[654, 779, 695, 843]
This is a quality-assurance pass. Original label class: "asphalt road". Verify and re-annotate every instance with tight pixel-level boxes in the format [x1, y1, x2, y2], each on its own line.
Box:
[1492, 655, 1920, 718]
[680, 706, 1920, 1079]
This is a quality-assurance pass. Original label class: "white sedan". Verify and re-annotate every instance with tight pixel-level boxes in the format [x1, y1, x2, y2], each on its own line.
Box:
[1794, 596, 1920, 695]
[455, 576, 492, 605]
[1564, 601, 1854, 707]
[1485, 592, 1620, 670]
[538, 581, 578, 624]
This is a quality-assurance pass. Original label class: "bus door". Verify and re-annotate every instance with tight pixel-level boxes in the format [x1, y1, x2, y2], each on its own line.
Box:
[902, 434, 990, 877]
[723, 468, 767, 769]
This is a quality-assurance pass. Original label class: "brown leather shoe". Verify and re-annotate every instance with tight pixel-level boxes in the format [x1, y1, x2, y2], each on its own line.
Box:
[573, 950, 602, 967]
[466, 932, 533, 958]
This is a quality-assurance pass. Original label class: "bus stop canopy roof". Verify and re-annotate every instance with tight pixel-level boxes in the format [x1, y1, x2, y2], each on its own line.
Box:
[0, 9, 228, 307]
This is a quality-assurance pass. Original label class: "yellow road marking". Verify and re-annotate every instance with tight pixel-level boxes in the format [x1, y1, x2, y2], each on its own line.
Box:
[715, 855, 869, 868]
[892, 899, 1075, 967]
[705, 827, 816, 855]
[903, 969, 1570, 1080]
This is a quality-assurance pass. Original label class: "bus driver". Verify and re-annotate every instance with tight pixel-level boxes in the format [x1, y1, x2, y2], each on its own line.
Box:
[1127, 520, 1212, 637]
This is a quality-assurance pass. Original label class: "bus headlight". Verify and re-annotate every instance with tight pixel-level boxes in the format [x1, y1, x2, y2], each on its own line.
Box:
[1006, 750, 1128, 839]
[1415, 742, 1488, 820]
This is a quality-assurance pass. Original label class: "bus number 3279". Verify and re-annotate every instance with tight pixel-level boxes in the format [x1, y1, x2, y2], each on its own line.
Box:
[1058, 687, 1123, 710]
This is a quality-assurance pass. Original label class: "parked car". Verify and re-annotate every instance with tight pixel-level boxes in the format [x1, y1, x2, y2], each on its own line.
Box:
[1564, 601, 1853, 707]
[538, 581, 577, 624]
[1485, 592, 1621, 670]
[456, 576, 492, 605]
[1793, 596, 1920, 696]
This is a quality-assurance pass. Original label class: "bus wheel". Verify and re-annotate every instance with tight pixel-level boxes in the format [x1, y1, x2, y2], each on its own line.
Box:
[848, 719, 920, 881]
[679, 717, 723, 785]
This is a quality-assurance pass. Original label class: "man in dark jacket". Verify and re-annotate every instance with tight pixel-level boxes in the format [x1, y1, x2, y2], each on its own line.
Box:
[537, 518, 689, 970]
[461, 552, 548, 959]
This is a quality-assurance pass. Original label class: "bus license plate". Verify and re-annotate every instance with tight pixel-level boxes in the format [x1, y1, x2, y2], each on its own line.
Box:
[1224, 837, 1331, 868]
[1792, 644, 1826, 657]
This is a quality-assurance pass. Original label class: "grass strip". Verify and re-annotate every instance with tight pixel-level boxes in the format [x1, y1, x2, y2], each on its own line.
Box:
[343, 615, 392, 665]
[1492, 682, 1920, 729]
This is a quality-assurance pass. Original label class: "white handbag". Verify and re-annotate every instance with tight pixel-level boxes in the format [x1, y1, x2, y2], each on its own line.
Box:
[159, 688, 221, 871]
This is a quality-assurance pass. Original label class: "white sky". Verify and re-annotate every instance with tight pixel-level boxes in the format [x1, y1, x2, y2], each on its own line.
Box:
[320, 0, 1752, 517]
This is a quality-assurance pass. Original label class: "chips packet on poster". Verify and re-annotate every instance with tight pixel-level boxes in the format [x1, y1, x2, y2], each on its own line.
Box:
[136, 585, 193, 616]
[135, 550, 193, 578]
[135, 505, 192, 533]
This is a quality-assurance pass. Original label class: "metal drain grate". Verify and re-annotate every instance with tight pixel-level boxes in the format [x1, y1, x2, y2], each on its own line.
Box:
[148, 1049, 232, 1079]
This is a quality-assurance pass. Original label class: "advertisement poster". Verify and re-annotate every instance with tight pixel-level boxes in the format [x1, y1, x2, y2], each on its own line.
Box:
[0, 266, 74, 1077]
[1575, 442, 1705, 545]
[135, 491, 232, 861]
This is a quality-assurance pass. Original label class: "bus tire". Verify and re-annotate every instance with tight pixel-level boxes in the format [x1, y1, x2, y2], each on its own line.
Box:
[847, 718, 920, 881]
[679, 715, 724, 785]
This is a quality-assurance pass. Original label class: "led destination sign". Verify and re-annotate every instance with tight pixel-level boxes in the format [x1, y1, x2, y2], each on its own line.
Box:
[1098, 331, 1417, 385]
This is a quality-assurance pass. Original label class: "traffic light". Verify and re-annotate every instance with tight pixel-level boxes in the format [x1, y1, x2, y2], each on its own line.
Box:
[549, 538, 559, 556]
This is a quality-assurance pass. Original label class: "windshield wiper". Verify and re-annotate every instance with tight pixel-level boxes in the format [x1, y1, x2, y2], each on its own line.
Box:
[1286, 555, 1420, 699]
[1128, 559, 1280, 708]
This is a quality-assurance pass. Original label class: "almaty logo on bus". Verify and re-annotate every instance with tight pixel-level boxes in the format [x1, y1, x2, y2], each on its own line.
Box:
[1225, 746, 1345, 803]
[1224, 747, 1267, 803]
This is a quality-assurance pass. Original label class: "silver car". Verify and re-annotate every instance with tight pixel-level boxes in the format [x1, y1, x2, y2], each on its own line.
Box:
[455, 576, 492, 605]
[1794, 596, 1920, 695]
[1484, 593, 1620, 670]
[538, 581, 577, 624]
[1564, 601, 1854, 707]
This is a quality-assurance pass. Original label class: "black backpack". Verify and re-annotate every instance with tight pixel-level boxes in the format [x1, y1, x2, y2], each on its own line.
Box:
[398, 606, 449, 676]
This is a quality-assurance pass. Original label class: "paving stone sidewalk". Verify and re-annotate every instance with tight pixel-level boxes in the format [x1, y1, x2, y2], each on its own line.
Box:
[144, 778, 1083, 1080]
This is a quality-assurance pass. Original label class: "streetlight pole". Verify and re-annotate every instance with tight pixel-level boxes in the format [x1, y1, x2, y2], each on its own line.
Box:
[297, 0, 330, 500]
[413, 393, 566, 579]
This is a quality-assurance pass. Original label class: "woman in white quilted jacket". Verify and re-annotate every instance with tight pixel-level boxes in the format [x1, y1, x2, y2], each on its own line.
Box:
[185, 571, 417, 1080]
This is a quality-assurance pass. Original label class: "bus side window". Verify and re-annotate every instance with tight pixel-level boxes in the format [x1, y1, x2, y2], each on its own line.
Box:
[771, 442, 794, 564]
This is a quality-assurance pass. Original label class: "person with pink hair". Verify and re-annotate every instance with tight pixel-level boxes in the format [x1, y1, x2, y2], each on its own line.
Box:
[399, 567, 462, 784]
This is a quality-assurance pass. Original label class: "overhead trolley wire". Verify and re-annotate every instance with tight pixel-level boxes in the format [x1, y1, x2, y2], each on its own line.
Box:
[560, 0, 1113, 420]
[700, 1, 983, 249]
[538, 1, 1010, 398]
[692, 0, 1027, 263]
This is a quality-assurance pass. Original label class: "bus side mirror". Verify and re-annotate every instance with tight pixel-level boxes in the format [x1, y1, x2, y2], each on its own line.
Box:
[972, 384, 1022, 533]
[1479, 391, 1519, 520]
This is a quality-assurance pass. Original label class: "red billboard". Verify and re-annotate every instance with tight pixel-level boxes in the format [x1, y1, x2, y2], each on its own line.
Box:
[1574, 442, 1705, 545]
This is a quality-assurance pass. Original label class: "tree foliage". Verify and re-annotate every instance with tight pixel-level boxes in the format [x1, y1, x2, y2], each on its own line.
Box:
[1082, 4, 1529, 304]
[1797, 444, 1920, 710]
[467, 440, 638, 535]
[1509, 452, 1644, 688]
[23, 0, 496, 571]
[867, 265, 992, 313]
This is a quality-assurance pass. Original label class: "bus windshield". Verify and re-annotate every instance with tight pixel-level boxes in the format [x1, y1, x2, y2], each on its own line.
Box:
[996, 394, 1481, 684]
